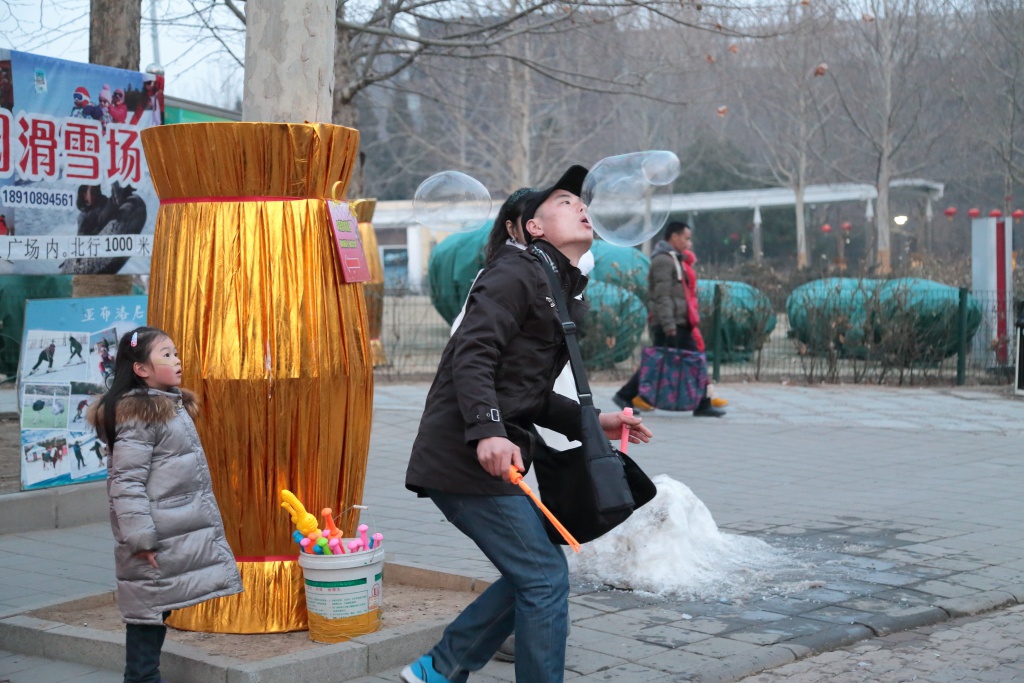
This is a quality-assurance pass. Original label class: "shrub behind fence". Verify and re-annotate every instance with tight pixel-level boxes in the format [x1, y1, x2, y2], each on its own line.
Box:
[376, 282, 1018, 386]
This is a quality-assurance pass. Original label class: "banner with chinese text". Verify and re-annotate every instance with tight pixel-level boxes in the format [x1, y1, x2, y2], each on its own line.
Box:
[19, 295, 147, 490]
[0, 49, 161, 274]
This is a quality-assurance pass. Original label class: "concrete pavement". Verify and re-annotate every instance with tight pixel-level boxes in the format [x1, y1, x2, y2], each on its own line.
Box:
[1, 382, 1024, 682]
[735, 604, 1024, 682]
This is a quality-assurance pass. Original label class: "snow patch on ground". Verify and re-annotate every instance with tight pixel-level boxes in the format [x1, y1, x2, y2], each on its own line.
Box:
[570, 474, 788, 600]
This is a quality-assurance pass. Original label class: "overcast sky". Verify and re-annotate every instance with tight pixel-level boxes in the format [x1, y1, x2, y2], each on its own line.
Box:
[3, 0, 245, 109]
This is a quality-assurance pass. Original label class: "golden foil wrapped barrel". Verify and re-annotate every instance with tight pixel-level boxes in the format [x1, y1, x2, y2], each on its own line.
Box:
[349, 199, 386, 367]
[139, 123, 374, 633]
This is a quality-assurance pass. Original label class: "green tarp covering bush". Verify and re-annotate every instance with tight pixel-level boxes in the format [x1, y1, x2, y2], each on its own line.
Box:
[785, 277, 981, 366]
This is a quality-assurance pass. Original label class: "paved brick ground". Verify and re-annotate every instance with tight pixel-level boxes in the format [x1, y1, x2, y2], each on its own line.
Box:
[2, 382, 1024, 682]
[736, 604, 1024, 683]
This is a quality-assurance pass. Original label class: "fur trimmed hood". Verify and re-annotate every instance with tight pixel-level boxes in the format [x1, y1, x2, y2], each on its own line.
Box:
[87, 387, 199, 429]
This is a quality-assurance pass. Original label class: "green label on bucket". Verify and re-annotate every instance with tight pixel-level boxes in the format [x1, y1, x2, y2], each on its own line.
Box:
[305, 578, 367, 588]
[376, 573, 382, 581]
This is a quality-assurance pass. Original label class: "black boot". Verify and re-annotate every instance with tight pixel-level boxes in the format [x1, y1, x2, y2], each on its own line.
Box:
[693, 397, 725, 417]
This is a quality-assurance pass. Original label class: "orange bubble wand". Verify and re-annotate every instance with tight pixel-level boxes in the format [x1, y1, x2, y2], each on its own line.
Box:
[322, 508, 343, 540]
[508, 467, 581, 552]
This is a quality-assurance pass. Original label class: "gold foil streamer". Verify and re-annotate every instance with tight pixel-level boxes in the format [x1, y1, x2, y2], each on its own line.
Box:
[141, 123, 373, 633]
[307, 608, 382, 643]
[350, 199, 386, 367]
[168, 559, 308, 634]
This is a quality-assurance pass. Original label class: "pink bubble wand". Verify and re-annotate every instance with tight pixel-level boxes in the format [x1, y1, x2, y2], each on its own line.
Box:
[620, 407, 632, 454]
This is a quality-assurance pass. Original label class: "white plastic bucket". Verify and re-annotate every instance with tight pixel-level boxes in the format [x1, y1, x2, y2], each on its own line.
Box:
[297, 541, 384, 642]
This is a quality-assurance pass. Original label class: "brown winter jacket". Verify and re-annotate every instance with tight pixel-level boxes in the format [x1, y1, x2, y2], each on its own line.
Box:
[649, 240, 690, 330]
[87, 387, 242, 624]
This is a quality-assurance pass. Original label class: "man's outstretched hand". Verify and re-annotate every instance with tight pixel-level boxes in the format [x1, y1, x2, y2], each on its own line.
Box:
[600, 411, 653, 444]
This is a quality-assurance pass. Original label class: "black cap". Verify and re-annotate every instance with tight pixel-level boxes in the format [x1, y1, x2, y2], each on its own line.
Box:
[520, 165, 589, 238]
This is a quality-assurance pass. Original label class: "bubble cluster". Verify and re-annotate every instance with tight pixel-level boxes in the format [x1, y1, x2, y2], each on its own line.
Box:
[583, 151, 680, 247]
[413, 171, 492, 233]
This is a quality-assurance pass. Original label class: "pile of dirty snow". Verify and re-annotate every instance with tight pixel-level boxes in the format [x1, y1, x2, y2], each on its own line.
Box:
[569, 474, 784, 598]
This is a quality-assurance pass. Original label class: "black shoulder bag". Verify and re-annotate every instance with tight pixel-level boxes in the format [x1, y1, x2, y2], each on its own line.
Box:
[529, 246, 657, 545]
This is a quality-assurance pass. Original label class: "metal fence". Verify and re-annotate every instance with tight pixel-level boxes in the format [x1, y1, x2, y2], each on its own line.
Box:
[374, 284, 1021, 387]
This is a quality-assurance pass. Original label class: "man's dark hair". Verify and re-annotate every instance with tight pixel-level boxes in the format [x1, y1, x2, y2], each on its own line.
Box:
[663, 221, 690, 240]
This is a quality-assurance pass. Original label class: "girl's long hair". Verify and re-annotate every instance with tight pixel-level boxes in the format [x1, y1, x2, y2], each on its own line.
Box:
[97, 326, 170, 450]
[484, 187, 534, 262]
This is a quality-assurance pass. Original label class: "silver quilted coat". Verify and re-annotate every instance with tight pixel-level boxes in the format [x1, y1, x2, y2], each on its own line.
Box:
[88, 387, 243, 624]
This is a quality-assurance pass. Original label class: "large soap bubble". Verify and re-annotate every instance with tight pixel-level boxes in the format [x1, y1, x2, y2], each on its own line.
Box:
[583, 151, 680, 247]
[413, 171, 492, 233]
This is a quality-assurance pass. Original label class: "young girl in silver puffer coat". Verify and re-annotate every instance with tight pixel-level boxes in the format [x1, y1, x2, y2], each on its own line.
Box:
[88, 326, 242, 683]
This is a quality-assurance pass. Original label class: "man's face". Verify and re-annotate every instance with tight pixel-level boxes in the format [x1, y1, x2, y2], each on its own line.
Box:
[528, 190, 592, 252]
[669, 228, 693, 253]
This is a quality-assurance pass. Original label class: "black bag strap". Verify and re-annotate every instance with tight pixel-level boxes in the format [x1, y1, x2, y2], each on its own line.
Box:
[530, 245, 594, 409]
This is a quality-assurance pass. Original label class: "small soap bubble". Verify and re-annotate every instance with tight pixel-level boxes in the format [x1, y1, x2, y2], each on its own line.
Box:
[413, 171, 492, 233]
[583, 151, 680, 247]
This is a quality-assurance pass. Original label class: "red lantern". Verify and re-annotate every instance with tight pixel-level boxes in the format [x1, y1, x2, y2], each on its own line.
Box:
[968, 208, 981, 218]
[840, 221, 852, 231]
[990, 209, 1003, 218]
[1012, 209, 1024, 221]
[943, 207, 957, 220]
[821, 223, 832, 233]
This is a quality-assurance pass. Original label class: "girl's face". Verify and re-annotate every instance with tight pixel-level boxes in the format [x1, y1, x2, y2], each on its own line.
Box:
[134, 335, 182, 391]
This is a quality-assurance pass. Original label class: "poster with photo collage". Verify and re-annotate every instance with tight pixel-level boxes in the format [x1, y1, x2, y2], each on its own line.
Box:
[18, 295, 146, 490]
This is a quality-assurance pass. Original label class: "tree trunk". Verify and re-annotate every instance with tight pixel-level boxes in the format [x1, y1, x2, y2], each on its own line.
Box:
[243, 0, 336, 124]
[90, 0, 141, 70]
[78, 0, 143, 297]
[874, 10, 895, 275]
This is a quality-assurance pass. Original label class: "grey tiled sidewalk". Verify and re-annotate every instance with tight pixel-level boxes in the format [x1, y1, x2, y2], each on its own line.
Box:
[734, 604, 1024, 682]
[2, 382, 1024, 682]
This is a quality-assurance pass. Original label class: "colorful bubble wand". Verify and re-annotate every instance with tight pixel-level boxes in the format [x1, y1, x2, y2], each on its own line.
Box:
[322, 508, 344, 540]
[620, 407, 633, 453]
[508, 467, 581, 552]
[279, 489, 319, 537]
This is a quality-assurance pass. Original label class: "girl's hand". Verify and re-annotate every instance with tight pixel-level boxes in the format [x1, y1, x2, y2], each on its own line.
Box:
[477, 436, 524, 481]
[134, 551, 158, 569]
[600, 411, 653, 445]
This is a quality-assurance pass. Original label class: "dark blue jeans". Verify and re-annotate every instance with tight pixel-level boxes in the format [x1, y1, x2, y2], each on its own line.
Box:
[426, 490, 570, 683]
[124, 611, 170, 683]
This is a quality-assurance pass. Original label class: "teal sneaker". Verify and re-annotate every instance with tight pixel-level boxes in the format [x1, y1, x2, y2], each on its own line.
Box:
[400, 654, 453, 683]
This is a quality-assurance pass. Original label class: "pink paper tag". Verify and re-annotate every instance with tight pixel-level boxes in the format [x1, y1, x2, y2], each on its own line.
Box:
[325, 200, 371, 283]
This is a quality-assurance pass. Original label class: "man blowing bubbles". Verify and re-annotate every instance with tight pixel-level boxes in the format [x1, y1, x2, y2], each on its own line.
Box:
[402, 166, 652, 683]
